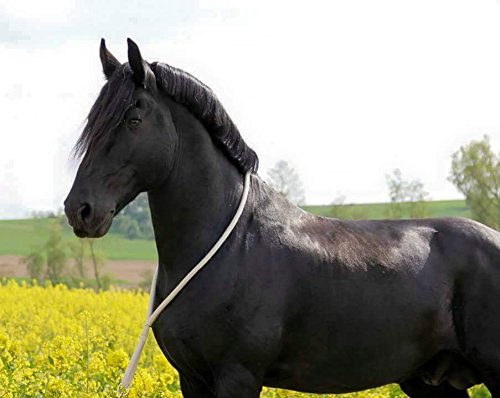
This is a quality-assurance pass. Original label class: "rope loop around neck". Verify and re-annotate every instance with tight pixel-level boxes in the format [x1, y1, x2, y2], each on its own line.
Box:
[120, 172, 252, 392]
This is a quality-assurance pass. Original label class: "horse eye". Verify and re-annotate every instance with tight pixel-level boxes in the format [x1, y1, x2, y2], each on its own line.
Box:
[128, 118, 142, 128]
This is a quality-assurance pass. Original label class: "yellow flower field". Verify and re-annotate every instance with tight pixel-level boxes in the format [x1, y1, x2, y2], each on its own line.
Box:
[0, 280, 490, 397]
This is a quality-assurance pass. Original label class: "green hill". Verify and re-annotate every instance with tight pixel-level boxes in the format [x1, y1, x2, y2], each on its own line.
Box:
[0, 218, 157, 261]
[304, 199, 471, 219]
[0, 199, 470, 261]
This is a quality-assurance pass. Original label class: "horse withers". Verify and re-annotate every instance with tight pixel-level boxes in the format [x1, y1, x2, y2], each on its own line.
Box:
[64, 39, 500, 397]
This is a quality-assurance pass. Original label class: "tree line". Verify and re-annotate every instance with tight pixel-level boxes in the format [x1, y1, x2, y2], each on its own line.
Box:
[267, 135, 498, 230]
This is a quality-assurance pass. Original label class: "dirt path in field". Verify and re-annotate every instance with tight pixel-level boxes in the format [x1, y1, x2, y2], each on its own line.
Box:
[0, 255, 156, 284]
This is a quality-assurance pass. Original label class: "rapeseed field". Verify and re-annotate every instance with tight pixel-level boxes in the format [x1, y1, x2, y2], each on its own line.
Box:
[0, 280, 490, 397]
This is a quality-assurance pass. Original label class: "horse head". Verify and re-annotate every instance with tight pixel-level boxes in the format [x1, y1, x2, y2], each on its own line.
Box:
[64, 39, 177, 238]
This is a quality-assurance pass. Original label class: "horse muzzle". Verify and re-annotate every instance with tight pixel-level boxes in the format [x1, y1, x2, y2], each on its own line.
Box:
[64, 198, 116, 238]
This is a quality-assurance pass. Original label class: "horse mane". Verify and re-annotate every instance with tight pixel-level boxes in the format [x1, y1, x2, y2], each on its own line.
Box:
[150, 62, 258, 173]
[74, 62, 259, 174]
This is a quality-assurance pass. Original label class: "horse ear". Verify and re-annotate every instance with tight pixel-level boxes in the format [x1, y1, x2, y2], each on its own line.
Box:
[127, 38, 147, 86]
[99, 38, 121, 79]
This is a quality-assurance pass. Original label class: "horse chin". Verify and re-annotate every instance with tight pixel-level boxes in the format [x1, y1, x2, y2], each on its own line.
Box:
[73, 215, 113, 239]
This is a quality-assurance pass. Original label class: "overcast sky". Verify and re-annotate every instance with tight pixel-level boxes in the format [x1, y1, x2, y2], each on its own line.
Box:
[1, 0, 499, 218]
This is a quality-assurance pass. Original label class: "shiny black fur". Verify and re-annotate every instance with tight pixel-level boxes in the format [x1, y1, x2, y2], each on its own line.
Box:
[65, 39, 500, 397]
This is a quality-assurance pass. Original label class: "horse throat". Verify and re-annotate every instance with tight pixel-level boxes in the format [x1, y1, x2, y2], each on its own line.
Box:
[147, 99, 244, 293]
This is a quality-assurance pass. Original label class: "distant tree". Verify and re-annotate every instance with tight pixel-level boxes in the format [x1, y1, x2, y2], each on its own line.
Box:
[22, 221, 66, 284]
[116, 217, 142, 240]
[45, 224, 67, 283]
[449, 135, 499, 230]
[21, 220, 112, 290]
[88, 239, 106, 292]
[385, 169, 429, 218]
[386, 169, 405, 218]
[69, 239, 87, 279]
[31, 210, 57, 219]
[406, 179, 429, 218]
[23, 251, 45, 282]
[111, 193, 154, 240]
[267, 160, 306, 205]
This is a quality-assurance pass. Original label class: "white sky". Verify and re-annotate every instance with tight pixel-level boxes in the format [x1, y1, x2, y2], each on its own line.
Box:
[0, 0, 499, 218]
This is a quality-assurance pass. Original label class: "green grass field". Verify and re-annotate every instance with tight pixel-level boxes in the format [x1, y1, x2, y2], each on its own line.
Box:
[0, 218, 158, 260]
[0, 199, 470, 261]
[304, 199, 471, 219]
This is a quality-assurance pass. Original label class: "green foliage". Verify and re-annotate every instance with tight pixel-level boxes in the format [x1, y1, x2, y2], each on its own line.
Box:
[23, 250, 45, 282]
[111, 193, 154, 240]
[449, 135, 499, 230]
[99, 274, 113, 291]
[385, 169, 429, 219]
[20, 222, 113, 290]
[44, 223, 68, 284]
[470, 384, 493, 398]
[22, 221, 68, 284]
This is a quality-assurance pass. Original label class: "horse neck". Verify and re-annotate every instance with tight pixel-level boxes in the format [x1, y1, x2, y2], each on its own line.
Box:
[147, 98, 244, 290]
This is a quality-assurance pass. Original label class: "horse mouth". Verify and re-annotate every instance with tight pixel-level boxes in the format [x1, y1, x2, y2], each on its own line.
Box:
[73, 213, 114, 238]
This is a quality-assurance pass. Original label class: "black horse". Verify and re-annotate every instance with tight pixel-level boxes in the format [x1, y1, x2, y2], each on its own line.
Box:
[64, 39, 500, 398]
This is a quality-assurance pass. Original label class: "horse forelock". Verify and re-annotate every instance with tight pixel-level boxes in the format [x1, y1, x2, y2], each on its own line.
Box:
[73, 64, 135, 160]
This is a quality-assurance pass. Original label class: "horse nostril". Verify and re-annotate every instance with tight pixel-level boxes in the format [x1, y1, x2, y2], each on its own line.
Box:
[77, 203, 92, 223]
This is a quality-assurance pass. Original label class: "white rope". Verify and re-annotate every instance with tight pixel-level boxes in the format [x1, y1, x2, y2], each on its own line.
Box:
[120, 172, 251, 391]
